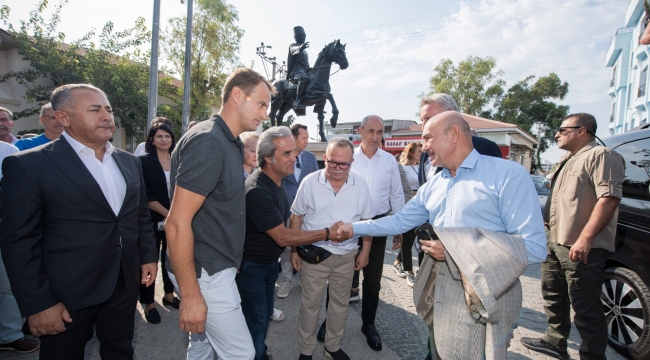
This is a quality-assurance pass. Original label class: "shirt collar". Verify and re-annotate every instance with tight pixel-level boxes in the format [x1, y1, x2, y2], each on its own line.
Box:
[440, 149, 479, 178]
[62, 131, 114, 156]
[214, 115, 239, 143]
[317, 168, 353, 185]
[354, 145, 385, 159]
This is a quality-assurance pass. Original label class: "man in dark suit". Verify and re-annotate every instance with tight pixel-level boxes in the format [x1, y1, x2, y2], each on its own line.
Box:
[0, 84, 158, 360]
[417, 94, 502, 185]
[278, 123, 319, 298]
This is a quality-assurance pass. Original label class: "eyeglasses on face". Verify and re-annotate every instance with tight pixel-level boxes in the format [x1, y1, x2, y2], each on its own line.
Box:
[557, 126, 582, 135]
[326, 160, 351, 170]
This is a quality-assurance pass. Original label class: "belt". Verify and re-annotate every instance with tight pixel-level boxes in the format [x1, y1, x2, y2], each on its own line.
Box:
[372, 211, 390, 220]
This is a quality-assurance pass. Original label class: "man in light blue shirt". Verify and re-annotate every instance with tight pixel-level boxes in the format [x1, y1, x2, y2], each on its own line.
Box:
[15, 103, 64, 151]
[338, 111, 546, 266]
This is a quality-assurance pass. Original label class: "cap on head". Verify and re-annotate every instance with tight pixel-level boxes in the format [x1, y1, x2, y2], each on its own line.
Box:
[293, 26, 305, 36]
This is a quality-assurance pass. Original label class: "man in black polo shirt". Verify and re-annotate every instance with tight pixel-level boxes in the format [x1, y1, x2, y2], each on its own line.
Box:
[237, 126, 345, 360]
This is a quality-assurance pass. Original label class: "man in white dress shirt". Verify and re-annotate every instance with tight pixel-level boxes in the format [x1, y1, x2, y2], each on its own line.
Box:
[0, 107, 18, 145]
[318, 115, 405, 352]
[0, 84, 158, 359]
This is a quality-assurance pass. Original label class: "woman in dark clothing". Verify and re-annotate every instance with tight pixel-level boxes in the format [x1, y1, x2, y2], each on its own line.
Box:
[138, 121, 180, 324]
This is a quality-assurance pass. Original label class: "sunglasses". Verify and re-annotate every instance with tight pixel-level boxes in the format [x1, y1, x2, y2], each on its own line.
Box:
[557, 126, 582, 135]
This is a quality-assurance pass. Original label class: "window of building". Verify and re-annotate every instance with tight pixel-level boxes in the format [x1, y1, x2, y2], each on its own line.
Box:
[611, 66, 616, 88]
[638, 67, 647, 98]
[641, 15, 649, 45]
[611, 102, 616, 123]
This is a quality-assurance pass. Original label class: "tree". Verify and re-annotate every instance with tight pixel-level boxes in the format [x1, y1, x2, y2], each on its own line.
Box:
[0, 0, 162, 141]
[262, 114, 295, 131]
[162, 0, 243, 122]
[495, 73, 569, 170]
[426, 56, 505, 117]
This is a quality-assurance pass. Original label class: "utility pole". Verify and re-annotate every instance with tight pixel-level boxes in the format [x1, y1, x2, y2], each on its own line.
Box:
[146, 0, 161, 135]
[181, 0, 194, 135]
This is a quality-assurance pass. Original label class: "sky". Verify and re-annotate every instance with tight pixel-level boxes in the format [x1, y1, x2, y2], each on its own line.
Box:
[3, 0, 628, 162]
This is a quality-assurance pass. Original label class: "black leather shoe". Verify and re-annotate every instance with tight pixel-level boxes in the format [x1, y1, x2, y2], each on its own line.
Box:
[298, 355, 312, 360]
[145, 308, 161, 324]
[361, 324, 382, 351]
[162, 296, 181, 309]
[317, 320, 326, 342]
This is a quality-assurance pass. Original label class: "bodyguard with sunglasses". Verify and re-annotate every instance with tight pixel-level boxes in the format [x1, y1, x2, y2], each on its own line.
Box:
[521, 113, 625, 360]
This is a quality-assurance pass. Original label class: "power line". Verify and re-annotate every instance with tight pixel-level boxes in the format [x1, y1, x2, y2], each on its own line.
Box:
[343, 0, 623, 48]
[310, 0, 522, 41]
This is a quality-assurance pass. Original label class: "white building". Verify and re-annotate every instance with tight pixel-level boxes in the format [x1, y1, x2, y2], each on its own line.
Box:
[606, 0, 650, 135]
[323, 118, 418, 142]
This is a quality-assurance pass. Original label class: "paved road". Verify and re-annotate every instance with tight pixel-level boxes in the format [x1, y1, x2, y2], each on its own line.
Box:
[0, 237, 626, 359]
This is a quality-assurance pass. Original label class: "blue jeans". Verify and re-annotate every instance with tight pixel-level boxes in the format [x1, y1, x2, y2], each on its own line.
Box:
[236, 259, 278, 360]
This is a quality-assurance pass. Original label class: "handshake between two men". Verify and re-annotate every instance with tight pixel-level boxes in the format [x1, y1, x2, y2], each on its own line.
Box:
[336, 223, 446, 261]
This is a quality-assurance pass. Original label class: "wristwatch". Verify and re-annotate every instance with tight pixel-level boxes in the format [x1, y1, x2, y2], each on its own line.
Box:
[324, 227, 330, 241]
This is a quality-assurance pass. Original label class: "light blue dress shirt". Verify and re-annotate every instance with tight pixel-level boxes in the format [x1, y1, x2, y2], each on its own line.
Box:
[353, 149, 547, 264]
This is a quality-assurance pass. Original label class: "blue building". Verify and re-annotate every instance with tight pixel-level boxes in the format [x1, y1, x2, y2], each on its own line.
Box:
[606, 0, 650, 135]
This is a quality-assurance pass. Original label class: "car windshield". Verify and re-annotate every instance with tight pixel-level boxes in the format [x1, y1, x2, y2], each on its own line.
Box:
[532, 176, 551, 196]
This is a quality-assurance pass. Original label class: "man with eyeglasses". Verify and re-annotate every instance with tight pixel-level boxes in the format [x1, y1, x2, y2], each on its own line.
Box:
[290, 137, 374, 360]
[317, 115, 405, 352]
[521, 113, 625, 360]
[0, 107, 18, 145]
[15, 103, 64, 151]
[278, 123, 319, 298]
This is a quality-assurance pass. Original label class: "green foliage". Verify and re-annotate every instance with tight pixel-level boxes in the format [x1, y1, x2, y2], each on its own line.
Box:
[425, 56, 570, 171]
[1, 5, 10, 25]
[495, 73, 570, 168]
[262, 114, 295, 132]
[0, 0, 163, 141]
[162, 0, 243, 122]
[427, 56, 505, 116]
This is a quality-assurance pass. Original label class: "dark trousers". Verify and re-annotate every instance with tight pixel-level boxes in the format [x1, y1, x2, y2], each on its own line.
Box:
[235, 259, 278, 360]
[395, 228, 416, 271]
[39, 272, 139, 360]
[351, 235, 387, 326]
[139, 229, 174, 304]
[541, 241, 609, 360]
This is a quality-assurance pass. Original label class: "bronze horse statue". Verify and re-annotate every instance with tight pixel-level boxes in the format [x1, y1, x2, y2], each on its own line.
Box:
[269, 39, 348, 141]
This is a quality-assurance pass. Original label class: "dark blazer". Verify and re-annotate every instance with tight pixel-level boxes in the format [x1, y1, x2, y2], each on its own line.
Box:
[139, 153, 170, 225]
[418, 135, 503, 185]
[0, 137, 157, 317]
[282, 150, 319, 205]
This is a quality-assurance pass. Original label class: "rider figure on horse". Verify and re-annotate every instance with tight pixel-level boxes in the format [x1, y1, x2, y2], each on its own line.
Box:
[287, 26, 310, 111]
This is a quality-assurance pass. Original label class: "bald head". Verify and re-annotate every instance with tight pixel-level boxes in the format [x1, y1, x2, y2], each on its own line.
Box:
[422, 111, 474, 175]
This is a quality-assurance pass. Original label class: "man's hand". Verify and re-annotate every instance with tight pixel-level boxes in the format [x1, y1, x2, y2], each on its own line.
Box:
[328, 221, 345, 242]
[355, 251, 370, 271]
[420, 239, 446, 261]
[178, 294, 208, 334]
[291, 251, 302, 271]
[392, 234, 403, 250]
[570, 237, 593, 264]
[337, 224, 354, 239]
[28, 302, 72, 336]
[300, 42, 310, 50]
[141, 262, 158, 287]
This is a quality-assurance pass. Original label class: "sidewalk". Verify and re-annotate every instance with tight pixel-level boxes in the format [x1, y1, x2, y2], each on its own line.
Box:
[0, 237, 626, 359]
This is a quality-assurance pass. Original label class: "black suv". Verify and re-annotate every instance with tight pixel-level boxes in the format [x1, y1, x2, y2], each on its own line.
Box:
[599, 128, 650, 359]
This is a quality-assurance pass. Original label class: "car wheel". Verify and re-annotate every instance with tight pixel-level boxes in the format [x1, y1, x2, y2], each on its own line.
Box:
[601, 267, 650, 359]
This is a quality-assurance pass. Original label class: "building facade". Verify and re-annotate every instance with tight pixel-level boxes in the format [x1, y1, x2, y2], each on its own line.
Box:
[606, 0, 650, 135]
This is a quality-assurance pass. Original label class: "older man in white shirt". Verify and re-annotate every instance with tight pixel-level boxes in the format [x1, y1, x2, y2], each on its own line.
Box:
[317, 115, 405, 352]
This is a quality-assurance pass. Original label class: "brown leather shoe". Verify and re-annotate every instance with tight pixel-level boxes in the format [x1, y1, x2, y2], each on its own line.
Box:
[0, 337, 40, 353]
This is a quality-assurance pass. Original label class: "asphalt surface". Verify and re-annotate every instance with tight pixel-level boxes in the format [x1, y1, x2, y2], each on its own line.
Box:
[0, 237, 627, 359]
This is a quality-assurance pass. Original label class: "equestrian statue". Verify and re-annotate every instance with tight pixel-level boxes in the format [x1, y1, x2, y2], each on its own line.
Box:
[269, 26, 349, 142]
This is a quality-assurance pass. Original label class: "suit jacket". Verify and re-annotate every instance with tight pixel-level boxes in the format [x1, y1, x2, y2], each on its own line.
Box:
[139, 153, 170, 224]
[413, 227, 527, 360]
[418, 135, 502, 185]
[0, 137, 157, 316]
[282, 150, 319, 205]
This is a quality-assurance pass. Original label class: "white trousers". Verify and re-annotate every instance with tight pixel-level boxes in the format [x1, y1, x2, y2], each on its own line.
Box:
[279, 247, 294, 281]
[168, 268, 254, 360]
